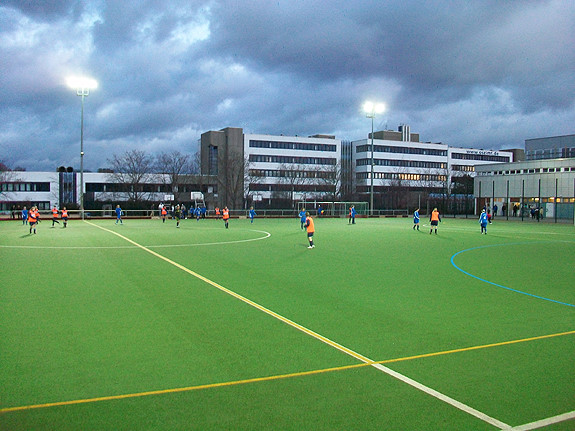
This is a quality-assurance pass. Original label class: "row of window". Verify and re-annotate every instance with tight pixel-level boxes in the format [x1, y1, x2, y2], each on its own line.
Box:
[356, 158, 446, 169]
[85, 183, 211, 193]
[249, 140, 337, 152]
[479, 166, 575, 176]
[452, 165, 475, 172]
[249, 155, 337, 165]
[356, 172, 447, 182]
[249, 169, 335, 179]
[1, 182, 50, 192]
[248, 183, 334, 193]
[356, 144, 447, 157]
[451, 153, 511, 162]
[0, 202, 51, 211]
[525, 147, 575, 160]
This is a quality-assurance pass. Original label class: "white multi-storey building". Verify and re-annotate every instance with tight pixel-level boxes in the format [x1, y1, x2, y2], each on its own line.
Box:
[200, 127, 340, 208]
[244, 133, 341, 202]
[353, 126, 514, 195]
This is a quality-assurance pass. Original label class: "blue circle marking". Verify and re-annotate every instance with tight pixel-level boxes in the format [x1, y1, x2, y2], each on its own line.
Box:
[451, 242, 575, 308]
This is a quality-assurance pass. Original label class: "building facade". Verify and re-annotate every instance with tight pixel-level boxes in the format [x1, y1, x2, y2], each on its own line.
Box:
[0, 171, 215, 215]
[474, 158, 575, 220]
[352, 126, 514, 210]
[525, 134, 575, 161]
[3, 125, 532, 215]
[201, 127, 341, 208]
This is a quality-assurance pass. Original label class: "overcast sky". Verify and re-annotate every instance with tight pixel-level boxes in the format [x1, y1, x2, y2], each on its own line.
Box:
[1, 0, 574, 172]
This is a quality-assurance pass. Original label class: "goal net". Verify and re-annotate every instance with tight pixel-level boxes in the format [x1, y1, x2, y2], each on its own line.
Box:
[296, 201, 369, 216]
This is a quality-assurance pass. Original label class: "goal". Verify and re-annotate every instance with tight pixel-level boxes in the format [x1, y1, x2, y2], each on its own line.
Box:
[296, 201, 369, 216]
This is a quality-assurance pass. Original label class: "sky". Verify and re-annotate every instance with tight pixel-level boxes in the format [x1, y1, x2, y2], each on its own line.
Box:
[1, 0, 574, 172]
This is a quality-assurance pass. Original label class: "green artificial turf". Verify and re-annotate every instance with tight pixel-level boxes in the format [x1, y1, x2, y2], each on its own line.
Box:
[1, 216, 574, 430]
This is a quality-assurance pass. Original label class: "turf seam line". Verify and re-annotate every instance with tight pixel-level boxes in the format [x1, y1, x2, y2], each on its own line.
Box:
[15, 221, 514, 427]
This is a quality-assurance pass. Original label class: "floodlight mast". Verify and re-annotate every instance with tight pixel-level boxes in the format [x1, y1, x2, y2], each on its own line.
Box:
[67, 77, 97, 220]
[363, 101, 386, 216]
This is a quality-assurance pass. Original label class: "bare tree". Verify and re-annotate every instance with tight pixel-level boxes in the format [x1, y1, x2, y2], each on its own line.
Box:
[385, 171, 409, 210]
[313, 161, 342, 201]
[278, 163, 312, 208]
[217, 153, 249, 209]
[244, 157, 263, 209]
[107, 149, 156, 203]
[156, 151, 195, 200]
[0, 161, 21, 201]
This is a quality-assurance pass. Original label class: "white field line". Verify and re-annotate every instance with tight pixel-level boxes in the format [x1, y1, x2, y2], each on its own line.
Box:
[86, 220, 513, 429]
[509, 410, 575, 430]
[0, 230, 271, 249]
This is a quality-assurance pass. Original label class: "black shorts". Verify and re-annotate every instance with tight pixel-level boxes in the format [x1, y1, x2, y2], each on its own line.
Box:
[431, 220, 438, 226]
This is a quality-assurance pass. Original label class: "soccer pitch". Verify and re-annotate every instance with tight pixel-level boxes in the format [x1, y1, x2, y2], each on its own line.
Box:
[1, 216, 574, 430]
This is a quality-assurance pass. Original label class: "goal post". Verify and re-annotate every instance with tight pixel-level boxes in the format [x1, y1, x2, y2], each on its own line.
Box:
[296, 201, 369, 216]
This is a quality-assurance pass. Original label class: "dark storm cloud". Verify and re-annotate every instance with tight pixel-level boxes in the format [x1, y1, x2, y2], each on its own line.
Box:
[207, 0, 574, 112]
[3, 0, 83, 20]
[1, 0, 574, 171]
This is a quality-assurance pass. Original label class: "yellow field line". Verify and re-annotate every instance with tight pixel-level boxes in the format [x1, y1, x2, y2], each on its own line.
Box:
[376, 329, 575, 365]
[3, 329, 573, 414]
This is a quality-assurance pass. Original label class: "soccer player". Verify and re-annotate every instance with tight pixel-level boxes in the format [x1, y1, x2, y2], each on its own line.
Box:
[115, 205, 123, 224]
[51, 205, 60, 227]
[249, 207, 257, 223]
[429, 208, 441, 235]
[222, 207, 230, 228]
[21, 206, 28, 225]
[348, 205, 357, 224]
[161, 206, 168, 222]
[175, 204, 182, 227]
[28, 206, 39, 234]
[479, 209, 488, 234]
[215, 207, 221, 220]
[61, 207, 68, 228]
[413, 208, 420, 231]
[298, 209, 307, 230]
[305, 212, 315, 248]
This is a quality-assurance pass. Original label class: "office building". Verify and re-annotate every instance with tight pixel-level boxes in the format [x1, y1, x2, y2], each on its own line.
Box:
[475, 158, 575, 221]
[525, 134, 575, 161]
[352, 125, 514, 209]
[201, 127, 341, 208]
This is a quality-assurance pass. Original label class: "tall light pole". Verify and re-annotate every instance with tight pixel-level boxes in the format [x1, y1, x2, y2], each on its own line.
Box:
[67, 77, 97, 220]
[363, 101, 386, 216]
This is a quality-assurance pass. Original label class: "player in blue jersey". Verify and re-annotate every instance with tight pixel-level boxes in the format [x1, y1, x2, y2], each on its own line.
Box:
[115, 205, 123, 224]
[348, 206, 357, 224]
[298, 209, 307, 230]
[413, 208, 420, 231]
[249, 207, 257, 223]
[479, 209, 488, 234]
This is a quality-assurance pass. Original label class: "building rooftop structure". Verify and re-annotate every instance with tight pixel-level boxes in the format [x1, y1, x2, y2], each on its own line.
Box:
[525, 134, 575, 160]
